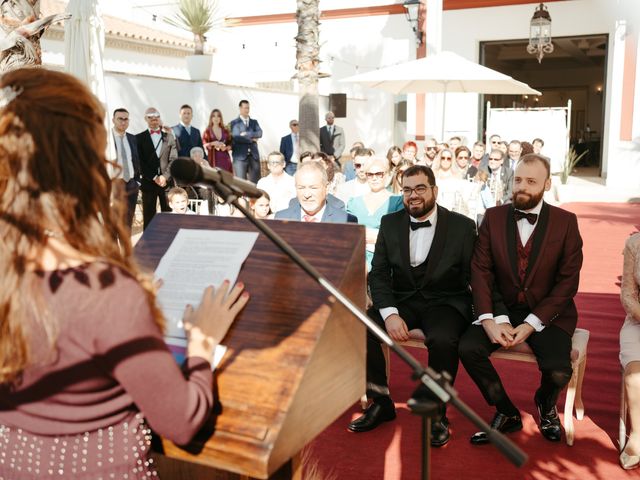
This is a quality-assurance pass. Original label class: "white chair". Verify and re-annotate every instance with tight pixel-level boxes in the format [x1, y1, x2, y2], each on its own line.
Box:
[188, 199, 206, 215]
[378, 327, 589, 446]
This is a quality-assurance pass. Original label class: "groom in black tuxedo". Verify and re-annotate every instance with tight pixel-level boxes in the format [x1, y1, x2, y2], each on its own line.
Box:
[348, 165, 476, 447]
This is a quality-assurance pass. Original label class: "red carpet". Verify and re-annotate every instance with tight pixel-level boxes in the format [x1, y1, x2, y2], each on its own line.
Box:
[307, 202, 640, 479]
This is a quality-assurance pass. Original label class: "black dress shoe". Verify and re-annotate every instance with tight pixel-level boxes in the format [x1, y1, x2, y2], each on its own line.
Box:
[470, 411, 523, 445]
[535, 398, 562, 442]
[348, 402, 396, 433]
[431, 416, 450, 447]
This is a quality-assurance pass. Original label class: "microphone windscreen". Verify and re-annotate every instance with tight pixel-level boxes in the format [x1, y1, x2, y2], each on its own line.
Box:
[170, 157, 200, 183]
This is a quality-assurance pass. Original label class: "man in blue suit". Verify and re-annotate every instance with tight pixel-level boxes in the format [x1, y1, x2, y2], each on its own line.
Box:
[279, 119, 300, 175]
[172, 104, 205, 160]
[111, 108, 141, 230]
[229, 99, 262, 183]
[275, 162, 357, 224]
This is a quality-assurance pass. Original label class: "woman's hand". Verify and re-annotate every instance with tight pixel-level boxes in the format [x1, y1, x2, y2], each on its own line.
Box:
[183, 281, 250, 361]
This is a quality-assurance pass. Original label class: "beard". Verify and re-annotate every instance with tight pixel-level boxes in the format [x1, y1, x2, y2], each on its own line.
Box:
[512, 188, 545, 210]
[404, 195, 436, 219]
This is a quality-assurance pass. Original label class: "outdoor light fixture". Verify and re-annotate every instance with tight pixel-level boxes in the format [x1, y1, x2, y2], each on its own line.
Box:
[403, 0, 423, 44]
[527, 2, 554, 63]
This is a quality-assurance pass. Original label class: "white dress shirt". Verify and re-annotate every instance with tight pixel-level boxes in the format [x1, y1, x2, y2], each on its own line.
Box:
[112, 128, 134, 181]
[256, 173, 296, 213]
[475, 199, 545, 331]
[336, 178, 370, 204]
[150, 129, 162, 157]
[380, 208, 438, 321]
[291, 133, 300, 164]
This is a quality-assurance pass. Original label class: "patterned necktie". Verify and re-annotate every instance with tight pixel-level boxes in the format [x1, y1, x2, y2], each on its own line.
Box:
[514, 210, 538, 225]
[410, 220, 432, 231]
[303, 215, 318, 223]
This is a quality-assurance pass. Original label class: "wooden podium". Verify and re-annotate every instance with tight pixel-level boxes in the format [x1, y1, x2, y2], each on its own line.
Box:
[134, 213, 366, 479]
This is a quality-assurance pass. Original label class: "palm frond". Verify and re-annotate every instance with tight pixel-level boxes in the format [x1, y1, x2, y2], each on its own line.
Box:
[164, 0, 218, 37]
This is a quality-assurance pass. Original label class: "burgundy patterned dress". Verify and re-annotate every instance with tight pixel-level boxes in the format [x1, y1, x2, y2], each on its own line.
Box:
[202, 127, 233, 173]
[0, 262, 214, 479]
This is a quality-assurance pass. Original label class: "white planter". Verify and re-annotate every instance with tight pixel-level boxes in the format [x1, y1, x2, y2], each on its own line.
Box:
[186, 54, 213, 81]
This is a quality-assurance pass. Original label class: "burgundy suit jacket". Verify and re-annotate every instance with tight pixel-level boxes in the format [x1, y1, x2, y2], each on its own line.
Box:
[471, 202, 583, 335]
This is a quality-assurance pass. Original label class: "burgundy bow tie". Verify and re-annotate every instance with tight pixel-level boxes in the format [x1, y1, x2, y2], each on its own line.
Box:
[150, 129, 161, 135]
[514, 210, 538, 225]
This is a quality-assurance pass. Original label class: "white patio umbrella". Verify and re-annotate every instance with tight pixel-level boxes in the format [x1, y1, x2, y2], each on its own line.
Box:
[341, 50, 541, 139]
[64, 0, 114, 160]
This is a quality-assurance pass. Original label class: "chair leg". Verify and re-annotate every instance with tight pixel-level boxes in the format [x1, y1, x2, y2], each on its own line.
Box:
[620, 377, 628, 451]
[563, 364, 578, 446]
[575, 355, 587, 420]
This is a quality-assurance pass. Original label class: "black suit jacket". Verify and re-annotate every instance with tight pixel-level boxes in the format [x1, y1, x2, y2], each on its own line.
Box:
[136, 130, 177, 190]
[369, 206, 477, 321]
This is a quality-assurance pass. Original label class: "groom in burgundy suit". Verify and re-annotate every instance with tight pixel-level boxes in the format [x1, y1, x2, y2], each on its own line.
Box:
[459, 153, 583, 444]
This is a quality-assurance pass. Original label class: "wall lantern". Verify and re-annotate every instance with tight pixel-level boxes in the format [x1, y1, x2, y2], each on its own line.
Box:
[403, 0, 423, 44]
[526, 3, 554, 63]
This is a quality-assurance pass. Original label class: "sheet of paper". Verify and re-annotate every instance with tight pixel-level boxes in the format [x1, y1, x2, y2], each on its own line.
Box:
[154, 228, 259, 369]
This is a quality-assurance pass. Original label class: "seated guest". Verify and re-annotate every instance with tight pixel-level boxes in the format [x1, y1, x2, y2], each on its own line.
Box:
[620, 232, 640, 469]
[256, 151, 296, 213]
[202, 108, 233, 173]
[346, 157, 403, 271]
[0, 67, 250, 479]
[343, 141, 366, 181]
[484, 149, 511, 206]
[299, 150, 313, 163]
[250, 190, 273, 220]
[448, 136, 463, 151]
[459, 154, 583, 445]
[275, 162, 357, 223]
[432, 149, 466, 212]
[190, 146, 214, 214]
[336, 147, 374, 204]
[472, 141, 486, 169]
[455, 146, 477, 180]
[401, 140, 418, 163]
[521, 141, 534, 156]
[420, 137, 438, 168]
[532, 138, 545, 155]
[348, 165, 476, 448]
[386, 146, 403, 172]
[168, 187, 196, 214]
[389, 159, 413, 194]
[312, 151, 345, 195]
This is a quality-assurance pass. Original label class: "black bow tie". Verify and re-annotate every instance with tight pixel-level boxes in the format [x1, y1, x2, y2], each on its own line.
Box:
[410, 220, 432, 231]
[514, 210, 538, 225]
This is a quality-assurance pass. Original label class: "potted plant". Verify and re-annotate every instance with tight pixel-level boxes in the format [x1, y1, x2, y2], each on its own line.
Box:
[165, 0, 221, 81]
[559, 147, 588, 185]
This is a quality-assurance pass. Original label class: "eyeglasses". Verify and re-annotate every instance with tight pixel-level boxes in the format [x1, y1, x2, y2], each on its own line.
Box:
[402, 185, 433, 196]
[489, 156, 503, 161]
[291, 123, 299, 126]
[457, 155, 469, 160]
[354, 163, 363, 169]
[440, 156, 452, 161]
[366, 171, 385, 179]
[425, 146, 437, 151]
[145, 113, 160, 118]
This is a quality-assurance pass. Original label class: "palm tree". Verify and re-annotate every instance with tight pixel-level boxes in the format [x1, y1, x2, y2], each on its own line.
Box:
[295, 0, 320, 152]
[165, 0, 222, 55]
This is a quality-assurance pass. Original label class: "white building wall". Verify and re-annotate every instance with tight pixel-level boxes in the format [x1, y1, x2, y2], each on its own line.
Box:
[441, 0, 640, 190]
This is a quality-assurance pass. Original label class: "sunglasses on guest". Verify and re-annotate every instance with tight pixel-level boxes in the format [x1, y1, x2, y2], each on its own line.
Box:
[366, 171, 385, 179]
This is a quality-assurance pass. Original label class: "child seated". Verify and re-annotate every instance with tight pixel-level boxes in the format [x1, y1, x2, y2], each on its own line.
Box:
[167, 187, 196, 214]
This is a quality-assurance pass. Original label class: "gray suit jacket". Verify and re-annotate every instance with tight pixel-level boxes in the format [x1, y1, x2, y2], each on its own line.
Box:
[275, 201, 357, 223]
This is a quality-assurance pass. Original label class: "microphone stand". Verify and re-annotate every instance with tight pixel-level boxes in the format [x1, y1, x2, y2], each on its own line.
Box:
[208, 180, 528, 479]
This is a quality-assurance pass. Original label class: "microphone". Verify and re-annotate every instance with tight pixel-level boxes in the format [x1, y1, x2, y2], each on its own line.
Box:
[170, 157, 263, 199]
